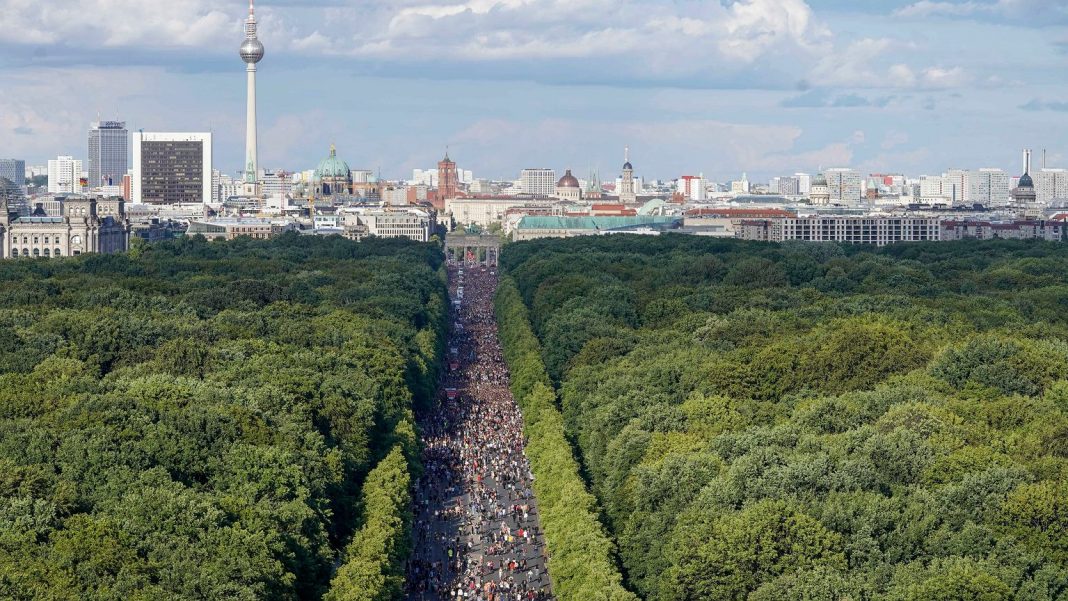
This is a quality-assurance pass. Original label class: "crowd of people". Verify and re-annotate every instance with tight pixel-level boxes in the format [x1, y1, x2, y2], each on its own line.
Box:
[406, 263, 554, 601]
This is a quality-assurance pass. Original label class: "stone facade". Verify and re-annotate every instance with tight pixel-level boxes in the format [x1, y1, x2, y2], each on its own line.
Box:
[0, 197, 130, 259]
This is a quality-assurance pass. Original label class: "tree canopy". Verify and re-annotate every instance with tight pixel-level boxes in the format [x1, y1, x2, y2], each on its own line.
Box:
[0, 233, 446, 600]
[501, 235, 1068, 600]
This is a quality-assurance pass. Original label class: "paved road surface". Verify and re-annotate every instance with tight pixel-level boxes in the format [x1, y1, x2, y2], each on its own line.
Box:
[406, 265, 554, 601]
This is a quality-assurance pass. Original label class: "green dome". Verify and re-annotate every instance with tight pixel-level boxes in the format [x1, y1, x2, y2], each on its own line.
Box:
[314, 145, 350, 181]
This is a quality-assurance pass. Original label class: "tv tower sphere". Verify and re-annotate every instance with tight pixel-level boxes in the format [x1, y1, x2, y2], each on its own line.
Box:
[239, 0, 264, 64]
[241, 38, 264, 64]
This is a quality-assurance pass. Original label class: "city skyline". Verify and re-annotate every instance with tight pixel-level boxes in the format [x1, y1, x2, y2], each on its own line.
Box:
[2, 0, 1067, 180]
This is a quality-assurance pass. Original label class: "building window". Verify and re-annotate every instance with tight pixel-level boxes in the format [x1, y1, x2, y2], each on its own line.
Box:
[43, 249, 50, 257]
[32, 249, 39, 257]
[55, 248, 62, 257]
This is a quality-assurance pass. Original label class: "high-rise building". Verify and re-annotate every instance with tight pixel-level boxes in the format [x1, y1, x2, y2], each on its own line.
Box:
[240, 0, 265, 196]
[0, 160, 26, 189]
[87, 121, 128, 187]
[261, 169, 291, 200]
[1035, 169, 1068, 205]
[520, 168, 556, 196]
[411, 169, 437, 187]
[678, 175, 706, 201]
[919, 175, 945, 199]
[776, 176, 800, 196]
[48, 156, 83, 194]
[942, 169, 970, 204]
[132, 132, 213, 204]
[823, 168, 863, 204]
[969, 168, 1010, 205]
[794, 173, 812, 195]
[620, 147, 636, 203]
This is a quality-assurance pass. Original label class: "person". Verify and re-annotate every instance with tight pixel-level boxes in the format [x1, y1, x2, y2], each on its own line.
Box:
[407, 266, 553, 600]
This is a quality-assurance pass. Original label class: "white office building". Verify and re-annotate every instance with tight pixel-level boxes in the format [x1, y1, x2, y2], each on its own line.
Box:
[1035, 169, 1068, 205]
[261, 170, 291, 200]
[520, 169, 556, 195]
[48, 156, 83, 194]
[970, 168, 1010, 205]
[776, 176, 801, 196]
[823, 168, 863, 204]
[794, 173, 812, 195]
[678, 175, 706, 201]
[942, 169, 970, 204]
[132, 132, 213, 204]
[411, 169, 437, 187]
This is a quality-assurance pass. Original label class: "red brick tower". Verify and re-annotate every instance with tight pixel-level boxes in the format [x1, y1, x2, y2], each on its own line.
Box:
[435, 152, 458, 211]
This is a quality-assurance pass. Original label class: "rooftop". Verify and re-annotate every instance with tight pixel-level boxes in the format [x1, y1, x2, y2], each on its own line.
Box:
[516, 215, 680, 231]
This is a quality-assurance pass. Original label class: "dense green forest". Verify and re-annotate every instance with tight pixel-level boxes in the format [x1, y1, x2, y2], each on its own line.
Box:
[501, 236, 1068, 601]
[0, 235, 447, 600]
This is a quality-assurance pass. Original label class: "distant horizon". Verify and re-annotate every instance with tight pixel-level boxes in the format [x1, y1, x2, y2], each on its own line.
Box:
[2, 0, 1067, 181]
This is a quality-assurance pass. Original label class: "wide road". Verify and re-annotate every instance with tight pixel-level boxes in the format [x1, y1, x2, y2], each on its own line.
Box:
[406, 264, 554, 601]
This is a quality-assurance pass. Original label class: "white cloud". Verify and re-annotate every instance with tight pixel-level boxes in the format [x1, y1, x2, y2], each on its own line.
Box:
[895, 1, 987, 18]
[0, 0, 975, 96]
[921, 66, 971, 88]
[895, 0, 1068, 22]
[0, 0, 236, 48]
[718, 0, 832, 62]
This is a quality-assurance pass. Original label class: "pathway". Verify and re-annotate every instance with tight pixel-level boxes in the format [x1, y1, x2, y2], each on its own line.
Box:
[405, 264, 553, 601]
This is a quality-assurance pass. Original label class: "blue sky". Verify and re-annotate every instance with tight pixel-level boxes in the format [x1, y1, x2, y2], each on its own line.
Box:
[2, 0, 1067, 182]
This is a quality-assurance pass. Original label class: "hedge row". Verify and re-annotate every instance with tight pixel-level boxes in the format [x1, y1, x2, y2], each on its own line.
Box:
[326, 441, 413, 601]
[495, 276, 638, 601]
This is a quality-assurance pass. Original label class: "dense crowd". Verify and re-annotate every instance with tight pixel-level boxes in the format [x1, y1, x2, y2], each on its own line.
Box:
[406, 263, 554, 601]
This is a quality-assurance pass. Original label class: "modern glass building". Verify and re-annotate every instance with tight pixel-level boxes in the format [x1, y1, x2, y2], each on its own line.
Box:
[88, 121, 128, 187]
[0, 159, 25, 189]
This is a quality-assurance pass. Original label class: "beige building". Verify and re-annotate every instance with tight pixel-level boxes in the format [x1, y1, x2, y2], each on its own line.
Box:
[187, 218, 292, 240]
[446, 196, 554, 228]
[1, 196, 129, 259]
[339, 208, 431, 243]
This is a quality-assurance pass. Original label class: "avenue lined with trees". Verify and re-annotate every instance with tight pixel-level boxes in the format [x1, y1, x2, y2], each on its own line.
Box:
[0, 234, 447, 600]
[6, 230, 1068, 600]
[501, 235, 1068, 601]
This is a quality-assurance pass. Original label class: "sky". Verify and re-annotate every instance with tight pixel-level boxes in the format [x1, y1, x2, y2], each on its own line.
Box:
[2, 0, 1068, 182]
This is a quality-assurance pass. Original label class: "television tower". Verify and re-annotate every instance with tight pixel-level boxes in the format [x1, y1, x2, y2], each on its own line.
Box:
[240, 0, 264, 196]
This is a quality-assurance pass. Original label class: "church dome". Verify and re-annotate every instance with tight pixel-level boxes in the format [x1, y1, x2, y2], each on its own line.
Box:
[1019, 172, 1034, 188]
[557, 169, 580, 188]
[812, 173, 828, 186]
[314, 145, 350, 181]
